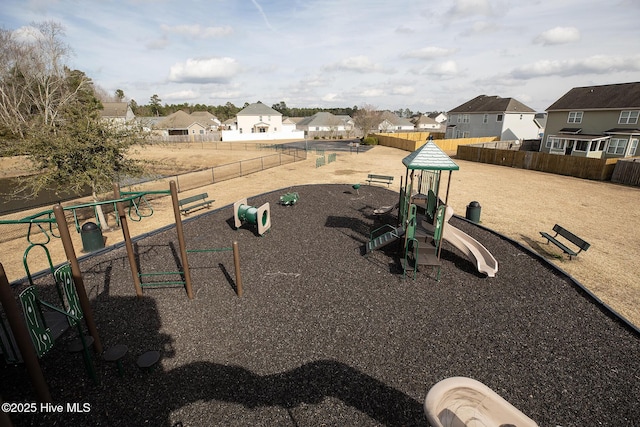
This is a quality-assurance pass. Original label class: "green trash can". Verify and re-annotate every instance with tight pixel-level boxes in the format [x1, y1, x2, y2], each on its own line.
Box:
[81, 222, 105, 252]
[465, 201, 481, 223]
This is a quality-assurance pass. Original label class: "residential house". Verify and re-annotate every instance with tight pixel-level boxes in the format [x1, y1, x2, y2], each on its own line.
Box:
[223, 118, 237, 131]
[413, 114, 445, 133]
[100, 102, 135, 126]
[541, 82, 640, 158]
[446, 95, 539, 141]
[295, 112, 354, 138]
[190, 111, 222, 131]
[378, 111, 415, 133]
[281, 117, 298, 132]
[236, 102, 282, 135]
[153, 110, 208, 137]
[222, 102, 304, 141]
[427, 112, 448, 124]
[136, 116, 164, 133]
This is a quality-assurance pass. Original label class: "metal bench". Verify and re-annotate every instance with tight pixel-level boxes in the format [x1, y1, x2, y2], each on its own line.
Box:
[366, 174, 394, 187]
[178, 193, 213, 215]
[539, 224, 590, 260]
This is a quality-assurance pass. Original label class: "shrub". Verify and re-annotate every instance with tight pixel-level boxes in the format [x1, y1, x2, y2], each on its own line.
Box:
[362, 136, 378, 145]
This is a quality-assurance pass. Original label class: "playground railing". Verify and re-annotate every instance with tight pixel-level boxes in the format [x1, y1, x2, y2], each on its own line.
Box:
[0, 146, 307, 244]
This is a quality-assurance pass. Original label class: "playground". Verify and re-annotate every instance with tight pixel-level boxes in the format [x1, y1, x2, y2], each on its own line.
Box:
[1, 179, 639, 425]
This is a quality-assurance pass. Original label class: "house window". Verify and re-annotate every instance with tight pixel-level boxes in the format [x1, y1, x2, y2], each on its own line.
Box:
[552, 138, 563, 149]
[259, 116, 263, 121]
[575, 140, 588, 151]
[607, 138, 627, 155]
[618, 111, 639, 124]
[590, 139, 608, 151]
[630, 139, 638, 156]
[259, 127, 266, 133]
[456, 115, 461, 123]
[462, 114, 469, 123]
[496, 114, 503, 122]
[483, 114, 488, 124]
[568, 111, 583, 123]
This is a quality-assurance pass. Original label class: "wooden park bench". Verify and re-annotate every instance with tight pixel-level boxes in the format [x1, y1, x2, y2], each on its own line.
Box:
[179, 193, 213, 215]
[539, 224, 590, 260]
[366, 174, 394, 187]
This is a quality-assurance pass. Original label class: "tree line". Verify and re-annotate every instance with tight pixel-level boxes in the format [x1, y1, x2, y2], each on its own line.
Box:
[127, 98, 425, 121]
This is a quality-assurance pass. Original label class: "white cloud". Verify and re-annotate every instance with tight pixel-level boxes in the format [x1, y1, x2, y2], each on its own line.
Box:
[392, 86, 415, 95]
[11, 25, 43, 43]
[209, 90, 242, 100]
[424, 60, 460, 78]
[446, 0, 497, 19]
[534, 27, 580, 46]
[168, 57, 241, 83]
[327, 55, 384, 73]
[161, 24, 233, 39]
[163, 89, 199, 101]
[510, 55, 640, 79]
[402, 47, 455, 60]
[462, 20, 500, 36]
[321, 93, 340, 102]
[361, 88, 384, 97]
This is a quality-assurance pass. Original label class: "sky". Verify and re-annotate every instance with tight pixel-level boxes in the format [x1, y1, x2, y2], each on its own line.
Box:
[2, 0, 640, 113]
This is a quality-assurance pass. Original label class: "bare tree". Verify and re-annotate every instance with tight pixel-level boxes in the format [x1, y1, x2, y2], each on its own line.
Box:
[0, 21, 91, 141]
[353, 104, 382, 138]
[0, 21, 146, 229]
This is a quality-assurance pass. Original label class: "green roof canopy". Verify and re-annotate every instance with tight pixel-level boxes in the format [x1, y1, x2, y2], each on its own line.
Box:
[402, 141, 459, 171]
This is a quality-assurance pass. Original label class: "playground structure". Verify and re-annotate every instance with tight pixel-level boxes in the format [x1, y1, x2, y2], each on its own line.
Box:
[366, 140, 498, 278]
[424, 377, 538, 427]
[0, 180, 246, 402]
[233, 198, 271, 236]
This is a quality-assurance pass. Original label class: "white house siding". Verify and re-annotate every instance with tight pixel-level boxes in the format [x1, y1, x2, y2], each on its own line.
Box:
[501, 113, 541, 140]
[448, 112, 538, 140]
[237, 114, 284, 134]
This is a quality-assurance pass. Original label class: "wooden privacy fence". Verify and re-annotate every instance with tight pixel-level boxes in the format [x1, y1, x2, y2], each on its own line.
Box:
[457, 145, 619, 181]
[374, 133, 497, 154]
[611, 158, 640, 186]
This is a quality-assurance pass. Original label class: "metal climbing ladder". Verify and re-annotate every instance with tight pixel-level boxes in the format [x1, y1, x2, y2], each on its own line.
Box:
[365, 224, 406, 253]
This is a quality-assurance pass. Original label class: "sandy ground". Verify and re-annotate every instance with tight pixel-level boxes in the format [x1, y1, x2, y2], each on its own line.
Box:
[1, 142, 639, 327]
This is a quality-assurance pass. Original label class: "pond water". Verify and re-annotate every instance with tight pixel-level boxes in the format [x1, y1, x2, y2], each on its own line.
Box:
[0, 177, 88, 215]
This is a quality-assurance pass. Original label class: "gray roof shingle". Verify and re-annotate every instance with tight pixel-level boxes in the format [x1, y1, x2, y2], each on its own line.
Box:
[449, 95, 535, 114]
[237, 102, 282, 116]
[546, 82, 640, 111]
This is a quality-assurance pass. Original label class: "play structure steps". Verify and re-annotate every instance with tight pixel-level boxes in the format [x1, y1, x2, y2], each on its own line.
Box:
[366, 225, 405, 253]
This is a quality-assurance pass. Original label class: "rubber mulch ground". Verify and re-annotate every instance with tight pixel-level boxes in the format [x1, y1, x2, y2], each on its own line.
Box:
[3, 184, 639, 426]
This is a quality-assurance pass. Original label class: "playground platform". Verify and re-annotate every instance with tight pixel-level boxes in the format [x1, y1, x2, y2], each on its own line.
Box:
[2, 184, 639, 426]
